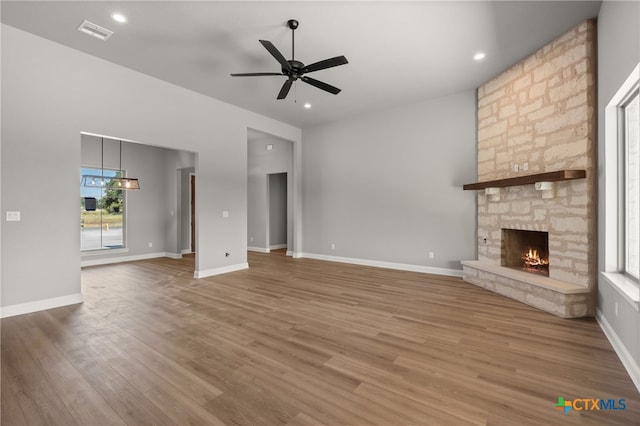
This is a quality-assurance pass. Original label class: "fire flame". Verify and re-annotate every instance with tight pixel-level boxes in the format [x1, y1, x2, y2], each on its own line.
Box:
[523, 248, 549, 267]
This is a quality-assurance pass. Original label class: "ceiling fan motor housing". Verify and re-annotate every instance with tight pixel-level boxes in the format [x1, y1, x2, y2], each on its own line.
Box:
[284, 60, 305, 79]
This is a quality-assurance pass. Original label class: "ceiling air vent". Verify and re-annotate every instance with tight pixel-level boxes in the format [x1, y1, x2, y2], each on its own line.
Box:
[77, 20, 113, 41]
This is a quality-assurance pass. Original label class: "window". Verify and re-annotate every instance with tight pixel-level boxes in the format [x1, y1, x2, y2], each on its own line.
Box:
[623, 90, 639, 280]
[603, 64, 640, 302]
[81, 167, 125, 251]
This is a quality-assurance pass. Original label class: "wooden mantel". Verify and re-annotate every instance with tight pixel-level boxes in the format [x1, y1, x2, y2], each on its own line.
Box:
[463, 170, 586, 191]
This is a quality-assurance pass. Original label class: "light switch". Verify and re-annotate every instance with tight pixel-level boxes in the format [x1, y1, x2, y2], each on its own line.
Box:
[6, 211, 21, 221]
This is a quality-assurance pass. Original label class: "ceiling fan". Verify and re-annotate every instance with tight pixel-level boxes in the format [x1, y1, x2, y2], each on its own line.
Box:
[231, 19, 348, 100]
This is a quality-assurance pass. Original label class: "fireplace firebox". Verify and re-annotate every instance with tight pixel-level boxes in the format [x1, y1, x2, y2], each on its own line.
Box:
[502, 229, 549, 276]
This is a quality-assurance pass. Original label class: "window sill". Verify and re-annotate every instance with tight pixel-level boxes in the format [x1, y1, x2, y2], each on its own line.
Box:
[81, 247, 129, 257]
[601, 272, 640, 308]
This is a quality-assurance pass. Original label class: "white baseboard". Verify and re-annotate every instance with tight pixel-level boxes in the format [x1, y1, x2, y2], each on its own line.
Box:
[248, 245, 287, 253]
[194, 262, 249, 278]
[81, 252, 179, 267]
[298, 252, 463, 278]
[248, 246, 270, 253]
[596, 309, 640, 393]
[181, 249, 193, 255]
[1, 293, 84, 318]
[286, 250, 293, 257]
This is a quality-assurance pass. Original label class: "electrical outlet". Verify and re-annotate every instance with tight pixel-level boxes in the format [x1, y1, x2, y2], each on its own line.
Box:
[331, 243, 336, 250]
[148, 242, 153, 248]
[429, 252, 435, 259]
[250, 236, 254, 242]
[513, 164, 519, 172]
[523, 162, 529, 171]
[6, 211, 21, 222]
[615, 302, 619, 317]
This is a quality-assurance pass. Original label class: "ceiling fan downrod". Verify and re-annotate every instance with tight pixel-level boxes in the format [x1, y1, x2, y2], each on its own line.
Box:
[288, 19, 298, 61]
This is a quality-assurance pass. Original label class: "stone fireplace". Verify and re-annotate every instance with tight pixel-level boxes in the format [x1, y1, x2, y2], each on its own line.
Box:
[502, 229, 549, 276]
[461, 20, 597, 318]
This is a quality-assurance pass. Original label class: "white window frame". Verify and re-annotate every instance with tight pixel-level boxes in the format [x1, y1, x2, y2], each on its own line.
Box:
[602, 63, 640, 305]
[622, 92, 639, 280]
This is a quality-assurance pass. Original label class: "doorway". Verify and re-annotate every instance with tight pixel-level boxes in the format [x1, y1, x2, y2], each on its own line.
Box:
[80, 133, 196, 270]
[267, 172, 287, 252]
[246, 129, 294, 256]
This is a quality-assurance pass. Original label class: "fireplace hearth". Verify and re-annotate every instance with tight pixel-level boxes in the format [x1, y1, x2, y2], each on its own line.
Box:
[502, 229, 549, 276]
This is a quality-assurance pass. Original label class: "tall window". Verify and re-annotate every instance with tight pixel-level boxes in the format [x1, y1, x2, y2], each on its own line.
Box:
[623, 91, 639, 280]
[81, 167, 125, 251]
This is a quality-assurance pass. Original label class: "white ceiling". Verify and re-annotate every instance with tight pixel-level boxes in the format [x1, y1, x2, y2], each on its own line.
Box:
[1, 1, 601, 128]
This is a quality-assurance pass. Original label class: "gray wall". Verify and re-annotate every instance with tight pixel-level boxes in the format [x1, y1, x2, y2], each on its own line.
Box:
[80, 135, 195, 262]
[597, 1, 640, 368]
[301, 91, 477, 272]
[247, 130, 293, 251]
[1, 24, 300, 308]
[269, 172, 288, 247]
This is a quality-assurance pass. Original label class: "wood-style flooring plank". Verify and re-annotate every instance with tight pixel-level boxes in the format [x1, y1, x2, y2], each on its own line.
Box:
[1, 251, 639, 425]
[1, 324, 79, 425]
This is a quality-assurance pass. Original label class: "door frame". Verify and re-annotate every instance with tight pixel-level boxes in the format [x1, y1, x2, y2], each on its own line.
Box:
[190, 173, 195, 253]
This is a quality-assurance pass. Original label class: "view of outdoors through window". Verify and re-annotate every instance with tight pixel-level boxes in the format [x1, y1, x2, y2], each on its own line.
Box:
[81, 167, 125, 250]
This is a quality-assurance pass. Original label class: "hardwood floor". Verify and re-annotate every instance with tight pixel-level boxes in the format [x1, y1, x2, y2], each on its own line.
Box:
[2, 252, 639, 425]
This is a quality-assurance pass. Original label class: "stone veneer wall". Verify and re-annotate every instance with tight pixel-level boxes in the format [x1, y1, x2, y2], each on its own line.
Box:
[475, 20, 597, 291]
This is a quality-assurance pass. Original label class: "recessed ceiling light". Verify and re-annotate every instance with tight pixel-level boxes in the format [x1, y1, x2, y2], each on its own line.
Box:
[473, 52, 486, 61]
[304, 103, 312, 109]
[112, 13, 127, 23]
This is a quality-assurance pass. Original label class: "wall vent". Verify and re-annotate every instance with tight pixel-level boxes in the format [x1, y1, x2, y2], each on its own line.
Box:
[77, 20, 113, 40]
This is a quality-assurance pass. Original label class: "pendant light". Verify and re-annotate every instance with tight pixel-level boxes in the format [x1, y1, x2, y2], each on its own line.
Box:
[82, 138, 140, 190]
[116, 139, 140, 190]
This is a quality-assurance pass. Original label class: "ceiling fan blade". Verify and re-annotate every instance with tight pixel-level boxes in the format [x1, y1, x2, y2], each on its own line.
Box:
[301, 76, 341, 95]
[277, 79, 294, 100]
[230, 72, 283, 77]
[302, 56, 348, 74]
[259, 40, 291, 71]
